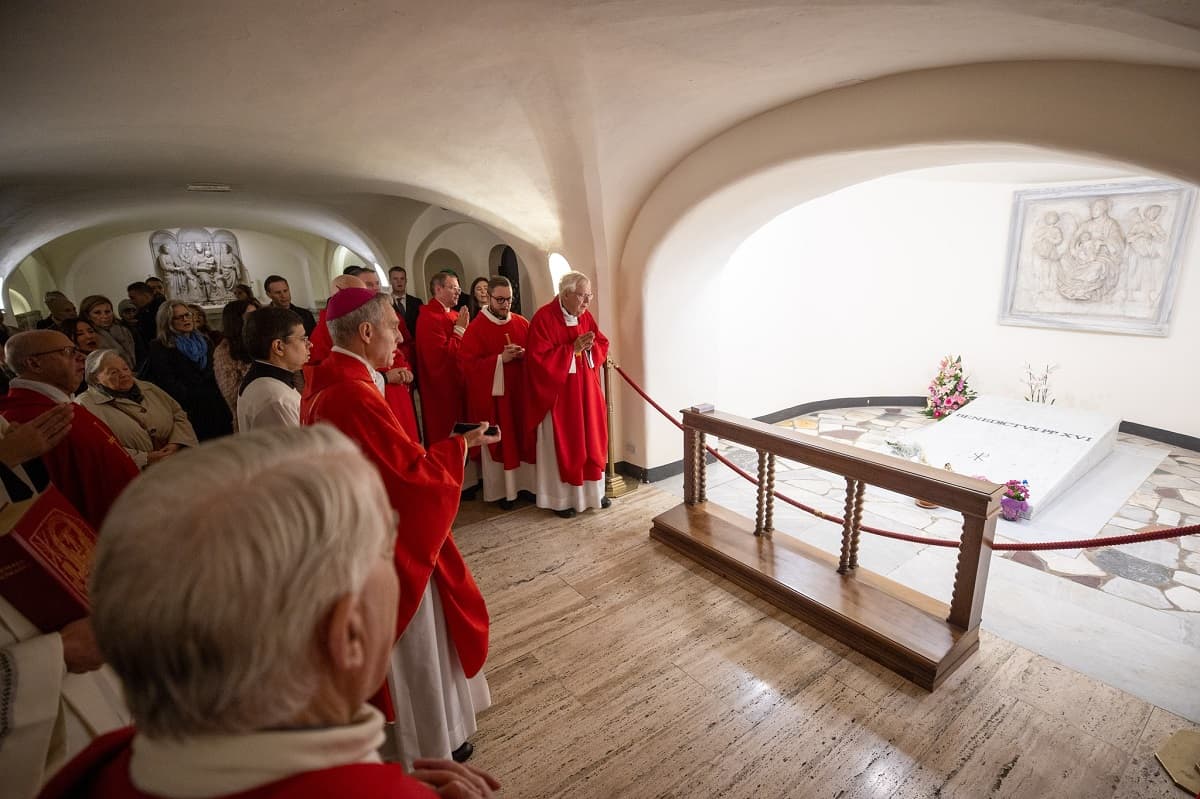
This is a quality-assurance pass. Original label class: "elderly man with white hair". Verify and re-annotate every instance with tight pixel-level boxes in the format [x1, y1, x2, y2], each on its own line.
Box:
[302, 288, 498, 768]
[38, 426, 500, 798]
[523, 271, 611, 518]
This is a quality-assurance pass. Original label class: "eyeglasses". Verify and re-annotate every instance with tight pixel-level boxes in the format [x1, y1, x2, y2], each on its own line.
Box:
[490, 296, 513, 304]
[574, 292, 594, 301]
[31, 346, 78, 358]
[171, 313, 193, 322]
[284, 334, 311, 344]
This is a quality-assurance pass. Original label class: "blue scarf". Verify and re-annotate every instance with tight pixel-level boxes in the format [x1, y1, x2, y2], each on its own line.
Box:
[175, 332, 208, 368]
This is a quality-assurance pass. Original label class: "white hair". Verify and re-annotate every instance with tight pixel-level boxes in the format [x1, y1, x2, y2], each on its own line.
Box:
[327, 292, 391, 348]
[90, 425, 394, 738]
[557, 270, 590, 297]
[83, 348, 123, 386]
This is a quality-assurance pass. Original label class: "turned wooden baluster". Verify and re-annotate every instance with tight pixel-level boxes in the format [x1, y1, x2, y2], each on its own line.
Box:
[763, 454, 776, 534]
[696, 432, 707, 503]
[754, 451, 768, 535]
[838, 476, 866, 573]
[683, 427, 700, 505]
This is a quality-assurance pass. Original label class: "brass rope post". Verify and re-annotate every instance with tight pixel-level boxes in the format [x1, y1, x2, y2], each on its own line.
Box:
[603, 358, 638, 499]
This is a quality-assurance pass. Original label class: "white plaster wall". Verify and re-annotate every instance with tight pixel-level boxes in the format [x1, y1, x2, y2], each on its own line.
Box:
[64, 229, 320, 308]
[715, 172, 1198, 437]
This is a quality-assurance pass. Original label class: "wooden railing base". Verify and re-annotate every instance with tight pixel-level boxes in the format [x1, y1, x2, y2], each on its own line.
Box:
[651, 500, 979, 690]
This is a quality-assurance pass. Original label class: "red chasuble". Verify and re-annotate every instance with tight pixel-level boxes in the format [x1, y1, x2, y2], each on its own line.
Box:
[523, 299, 609, 485]
[384, 345, 420, 442]
[0, 389, 138, 530]
[301, 353, 488, 677]
[459, 311, 533, 469]
[38, 727, 439, 798]
[414, 301, 465, 446]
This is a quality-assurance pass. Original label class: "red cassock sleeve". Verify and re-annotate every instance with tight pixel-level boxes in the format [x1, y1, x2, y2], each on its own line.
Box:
[414, 304, 465, 446]
[301, 364, 488, 678]
[523, 303, 609, 484]
[384, 345, 420, 441]
[0, 391, 138, 530]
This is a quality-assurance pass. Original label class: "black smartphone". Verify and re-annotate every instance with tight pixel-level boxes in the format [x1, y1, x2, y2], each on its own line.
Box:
[452, 422, 500, 437]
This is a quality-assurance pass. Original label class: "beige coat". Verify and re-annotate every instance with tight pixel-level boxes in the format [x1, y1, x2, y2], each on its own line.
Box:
[77, 380, 199, 469]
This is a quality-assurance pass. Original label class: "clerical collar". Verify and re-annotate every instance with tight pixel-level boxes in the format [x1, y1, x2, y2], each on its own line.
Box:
[481, 307, 511, 325]
[239, 361, 297, 396]
[130, 706, 385, 798]
[9, 377, 72, 404]
[559, 300, 579, 327]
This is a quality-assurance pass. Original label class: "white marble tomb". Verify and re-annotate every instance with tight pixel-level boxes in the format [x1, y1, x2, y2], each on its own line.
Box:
[904, 395, 1118, 518]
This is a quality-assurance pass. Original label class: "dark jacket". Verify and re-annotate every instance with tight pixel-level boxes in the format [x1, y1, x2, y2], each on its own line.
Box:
[143, 338, 233, 441]
[393, 294, 423, 339]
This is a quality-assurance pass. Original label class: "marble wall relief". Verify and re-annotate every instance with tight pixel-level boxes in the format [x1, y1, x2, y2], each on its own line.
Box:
[999, 180, 1194, 336]
[149, 228, 248, 306]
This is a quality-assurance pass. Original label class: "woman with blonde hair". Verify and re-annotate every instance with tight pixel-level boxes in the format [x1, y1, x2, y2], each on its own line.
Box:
[141, 300, 232, 440]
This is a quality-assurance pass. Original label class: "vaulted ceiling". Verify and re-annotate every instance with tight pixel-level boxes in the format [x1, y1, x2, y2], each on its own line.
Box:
[2, 0, 1198, 265]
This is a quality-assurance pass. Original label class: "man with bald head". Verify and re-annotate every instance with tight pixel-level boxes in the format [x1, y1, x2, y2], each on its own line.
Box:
[0, 331, 138, 528]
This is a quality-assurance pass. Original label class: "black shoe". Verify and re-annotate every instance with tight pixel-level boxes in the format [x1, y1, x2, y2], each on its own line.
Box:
[497, 498, 514, 511]
[554, 508, 577, 519]
[451, 741, 474, 763]
[461, 484, 480, 502]
[601, 496, 612, 509]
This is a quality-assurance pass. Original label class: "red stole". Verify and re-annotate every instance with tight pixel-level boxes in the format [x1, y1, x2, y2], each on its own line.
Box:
[414, 302, 465, 446]
[524, 300, 609, 485]
[459, 311, 533, 468]
[38, 727, 438, 798]
[301, 353, 488, 676]
[0, 388, 138, 530]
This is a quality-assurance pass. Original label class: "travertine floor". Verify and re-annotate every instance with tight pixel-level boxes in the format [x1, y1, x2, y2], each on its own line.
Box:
[455, 487, 1197, 798]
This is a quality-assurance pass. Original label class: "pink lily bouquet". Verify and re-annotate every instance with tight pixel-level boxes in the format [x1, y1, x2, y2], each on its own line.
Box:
[922, 355, 978, 419]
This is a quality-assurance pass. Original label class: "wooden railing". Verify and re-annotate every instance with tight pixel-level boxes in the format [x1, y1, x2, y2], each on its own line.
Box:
[653, 406, 1006, 689]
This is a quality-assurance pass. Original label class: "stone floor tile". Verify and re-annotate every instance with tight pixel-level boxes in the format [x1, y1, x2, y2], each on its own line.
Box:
[1164, 585, 1200, 612]
[1101, 576, 1172, 609]
[1174, 571, 1200, 590]
[1042, 551, 1108, 577]
[1091, 550, 1172, 585]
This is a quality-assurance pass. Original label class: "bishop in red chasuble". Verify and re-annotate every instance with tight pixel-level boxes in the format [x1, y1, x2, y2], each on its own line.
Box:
[301, 289, 495, 766]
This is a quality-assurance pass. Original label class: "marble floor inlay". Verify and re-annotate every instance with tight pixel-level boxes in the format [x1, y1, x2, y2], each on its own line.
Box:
[454, 488, 1198, 798]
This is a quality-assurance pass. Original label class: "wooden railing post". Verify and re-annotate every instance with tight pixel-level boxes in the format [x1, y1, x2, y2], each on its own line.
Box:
[947, 510, 997, 629]
[754, 451, 768, 535]
[683, 426, 699, 505]
[763, 454, 776, 533]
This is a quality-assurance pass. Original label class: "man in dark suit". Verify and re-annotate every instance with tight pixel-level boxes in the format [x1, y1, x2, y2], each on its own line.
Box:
[263, 275, 317, 337]
[389, 266, 423, 338]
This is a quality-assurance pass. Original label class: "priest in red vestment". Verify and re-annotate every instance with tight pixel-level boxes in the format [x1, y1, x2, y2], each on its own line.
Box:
[415, 272, 469, 447]
[38, 426, 499, 799]
[459, 276, 536, 509]
[524, 271, 611, 519]
[301, 288, 498, 767]
[0, 331, 138, 529]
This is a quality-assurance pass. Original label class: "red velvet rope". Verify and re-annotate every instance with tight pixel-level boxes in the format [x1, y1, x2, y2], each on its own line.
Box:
[613, 364, 1199, 553]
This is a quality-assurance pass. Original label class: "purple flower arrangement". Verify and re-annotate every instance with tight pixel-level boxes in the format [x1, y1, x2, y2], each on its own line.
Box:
[1000, 479, 1031, 521]
[922, 355, 978, 420]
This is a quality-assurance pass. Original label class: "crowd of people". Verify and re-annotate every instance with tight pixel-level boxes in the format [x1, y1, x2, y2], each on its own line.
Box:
[0, 263, 613, 798]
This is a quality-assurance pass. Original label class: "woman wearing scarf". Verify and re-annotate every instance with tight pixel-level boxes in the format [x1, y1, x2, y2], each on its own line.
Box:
[78, 349, 199, 468]
[80, 295, 137, 367]
[142, 300, 232, 440]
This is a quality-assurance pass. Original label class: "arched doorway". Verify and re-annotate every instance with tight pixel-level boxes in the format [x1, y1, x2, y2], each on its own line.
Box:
[489, 244, 524, 315]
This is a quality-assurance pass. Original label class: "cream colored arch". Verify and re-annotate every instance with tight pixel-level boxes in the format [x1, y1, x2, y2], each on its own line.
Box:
[617, 61, 1200, 471]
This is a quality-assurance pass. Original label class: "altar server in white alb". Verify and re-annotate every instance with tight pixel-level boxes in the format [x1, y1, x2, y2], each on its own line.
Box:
[0, 406, 130, 797]
[237, 306, 311, 431]
[523, 271, 612, 519]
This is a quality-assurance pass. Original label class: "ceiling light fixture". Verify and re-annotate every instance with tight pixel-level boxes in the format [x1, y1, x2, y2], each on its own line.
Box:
[186, 182, 232, 192]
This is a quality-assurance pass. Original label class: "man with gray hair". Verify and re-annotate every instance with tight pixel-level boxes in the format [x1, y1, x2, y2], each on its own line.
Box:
[0, 330, 138, 528]
[524, 270, 611, 518]
[40, 426, 499, 798]
[302, 288, 499, 767]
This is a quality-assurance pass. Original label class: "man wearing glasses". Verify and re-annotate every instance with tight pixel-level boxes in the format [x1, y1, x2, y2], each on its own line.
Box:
[0, 330, 138, 529]
[459, 276, 535, 510]
[524, 271, 611, 519]
[237, 307, 311, 431]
